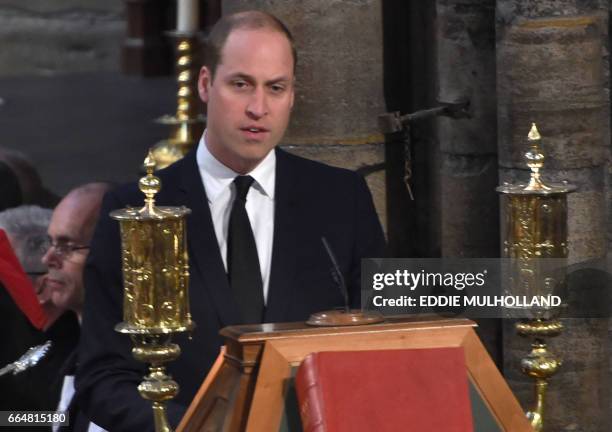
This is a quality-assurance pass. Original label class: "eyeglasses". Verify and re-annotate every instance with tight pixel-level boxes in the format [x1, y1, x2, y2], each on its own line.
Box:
[42, 237, 90, 260]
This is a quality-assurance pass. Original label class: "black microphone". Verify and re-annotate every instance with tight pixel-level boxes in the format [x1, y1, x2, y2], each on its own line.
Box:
[321, 237, 349, 312]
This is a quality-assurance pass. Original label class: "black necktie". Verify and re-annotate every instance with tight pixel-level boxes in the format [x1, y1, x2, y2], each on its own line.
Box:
[228, 175, 264, 323]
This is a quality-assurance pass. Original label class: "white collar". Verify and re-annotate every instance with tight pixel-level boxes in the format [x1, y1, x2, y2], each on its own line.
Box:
[196, 131, 276, 203]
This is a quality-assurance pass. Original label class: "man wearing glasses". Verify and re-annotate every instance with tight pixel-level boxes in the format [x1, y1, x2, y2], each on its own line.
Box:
[42, 183, 109, 323]
[41, 182, 109, 432]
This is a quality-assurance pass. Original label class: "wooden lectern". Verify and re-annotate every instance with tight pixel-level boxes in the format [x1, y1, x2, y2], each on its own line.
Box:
[177, 316, 532, 432]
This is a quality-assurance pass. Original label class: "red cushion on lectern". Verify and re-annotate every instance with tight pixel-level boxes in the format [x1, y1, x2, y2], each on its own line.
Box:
[295, 347, 473, 432]
[0, 229, 47, 330]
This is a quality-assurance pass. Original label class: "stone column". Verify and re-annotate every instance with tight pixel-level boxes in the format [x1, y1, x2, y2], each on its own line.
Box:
[435, 0, 502, 366]
[496, 2, 609, 430]
[222, 0, 387, 228]
[436, 0, 499, 258]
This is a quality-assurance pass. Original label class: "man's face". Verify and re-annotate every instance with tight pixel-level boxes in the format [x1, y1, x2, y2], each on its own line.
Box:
[41, 198, 90, 315]
[198, 28, 295, 173]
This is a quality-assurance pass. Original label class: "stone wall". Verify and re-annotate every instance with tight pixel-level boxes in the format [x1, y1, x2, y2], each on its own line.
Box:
[0, 1, 177, 196]
[0, 0, 124, 77]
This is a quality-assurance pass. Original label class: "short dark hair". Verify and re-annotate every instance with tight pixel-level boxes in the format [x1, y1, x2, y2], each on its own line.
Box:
[204, 10, 297, 79]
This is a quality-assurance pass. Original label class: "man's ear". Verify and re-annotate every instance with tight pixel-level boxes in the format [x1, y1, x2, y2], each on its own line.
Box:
[198, 66, 212, 103]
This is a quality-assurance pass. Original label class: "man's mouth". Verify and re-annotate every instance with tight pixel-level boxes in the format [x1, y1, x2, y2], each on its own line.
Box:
[45, 277, 64, 289]
[240, 126, 269, 138]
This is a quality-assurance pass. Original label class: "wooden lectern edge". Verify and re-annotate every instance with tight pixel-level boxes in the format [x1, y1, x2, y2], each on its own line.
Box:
[220, 316, 476, 343]
[176, 346, 226, 432]
[254, 324, 475, 365]
[461, 331, 533, 432]
[245, 343, 291, 432]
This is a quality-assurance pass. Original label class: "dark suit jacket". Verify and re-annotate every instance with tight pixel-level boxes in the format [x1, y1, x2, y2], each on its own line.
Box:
[75, 148, 385, 431]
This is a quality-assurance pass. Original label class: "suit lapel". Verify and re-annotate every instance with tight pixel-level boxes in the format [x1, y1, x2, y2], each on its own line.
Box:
[264, 149, 299, 323]
[178, 152, 242, 326]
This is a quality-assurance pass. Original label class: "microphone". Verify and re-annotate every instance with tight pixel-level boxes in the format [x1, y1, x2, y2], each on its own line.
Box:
[321, 237, 349, 312]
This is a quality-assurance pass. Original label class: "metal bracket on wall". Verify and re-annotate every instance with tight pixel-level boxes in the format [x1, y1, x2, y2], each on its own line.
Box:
[378, 99, 471, 200]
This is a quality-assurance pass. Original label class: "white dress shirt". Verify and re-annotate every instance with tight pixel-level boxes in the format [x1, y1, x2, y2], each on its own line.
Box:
[54, 375, 107, 432]
[196, 132, 275, 303]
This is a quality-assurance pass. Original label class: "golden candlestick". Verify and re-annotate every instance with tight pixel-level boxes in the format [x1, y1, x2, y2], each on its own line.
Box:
[151, 32, 206, 170]
[497, 123, 575, 432]
[112, 152, 193, 432]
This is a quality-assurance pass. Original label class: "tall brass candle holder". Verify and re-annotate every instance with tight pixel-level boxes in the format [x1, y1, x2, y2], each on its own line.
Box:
[497, 123, 575, 432]
[112, 153, 193, 432]
[151, 32, 206, 170]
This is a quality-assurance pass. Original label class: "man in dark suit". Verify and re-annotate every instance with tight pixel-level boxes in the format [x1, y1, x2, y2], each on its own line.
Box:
[40, 184, 110, 432]
[76, 10, 385, 431]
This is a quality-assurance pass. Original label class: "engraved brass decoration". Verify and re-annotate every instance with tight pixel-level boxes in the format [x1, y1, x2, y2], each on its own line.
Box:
[497, 123, 575, 432]
[118, 217, 190, 331]
[112, 153, 193, 432]
[151, 34, 206, 170]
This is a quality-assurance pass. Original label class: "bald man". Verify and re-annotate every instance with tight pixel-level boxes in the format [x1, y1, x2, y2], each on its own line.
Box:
[42, 183, 110, 322]
[42, 183, 110, 432]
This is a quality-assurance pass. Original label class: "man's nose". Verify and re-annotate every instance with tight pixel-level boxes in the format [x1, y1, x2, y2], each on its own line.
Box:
[246, 88, 268, 119]
[42, 247, 60, 268]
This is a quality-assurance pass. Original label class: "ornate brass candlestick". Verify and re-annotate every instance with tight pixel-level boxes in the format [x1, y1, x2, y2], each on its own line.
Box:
[151, 32, 206, 170]
[112, 153, 193, 432]
[497, 123, 575, 432]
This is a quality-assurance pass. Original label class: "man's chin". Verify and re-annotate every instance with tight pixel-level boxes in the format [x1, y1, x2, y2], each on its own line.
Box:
[232, 148, 275, 170]
[242, 150, 272, 162]
[50, 292, 69, 310]
[41, 303, 66, 330]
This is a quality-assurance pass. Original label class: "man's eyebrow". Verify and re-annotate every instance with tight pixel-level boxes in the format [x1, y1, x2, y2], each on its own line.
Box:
[225, 72, 292, 85]
[265, 76, 292, 85]
[226, 72, 254, 82]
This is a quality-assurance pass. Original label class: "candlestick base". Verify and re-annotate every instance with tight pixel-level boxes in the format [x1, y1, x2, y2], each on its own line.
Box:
[517, 319, 562, 432]
[131, 333, 181, 432]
